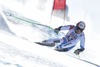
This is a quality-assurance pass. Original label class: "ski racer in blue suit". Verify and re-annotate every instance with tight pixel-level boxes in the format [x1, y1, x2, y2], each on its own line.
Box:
[42, 21, 86, 55]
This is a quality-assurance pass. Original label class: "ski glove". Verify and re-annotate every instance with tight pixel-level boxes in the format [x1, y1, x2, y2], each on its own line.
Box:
[54, 26, 62, 34]
[74, 48, 84, 55]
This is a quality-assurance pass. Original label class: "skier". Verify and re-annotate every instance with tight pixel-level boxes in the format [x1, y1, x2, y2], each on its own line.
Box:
[38, 21, 86, 55]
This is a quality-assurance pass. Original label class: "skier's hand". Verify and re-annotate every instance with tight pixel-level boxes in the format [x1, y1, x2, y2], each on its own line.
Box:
[74, 49, 81, 55]
[54, 28, 59, 34]
[54, 26, 62, 34]
[74, 48, 85, 55]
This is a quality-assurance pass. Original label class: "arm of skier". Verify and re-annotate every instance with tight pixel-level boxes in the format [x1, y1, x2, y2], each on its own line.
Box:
[54, 25, 74, 33]
[79, 33, 85, 52]
[74, 34, 85, 55]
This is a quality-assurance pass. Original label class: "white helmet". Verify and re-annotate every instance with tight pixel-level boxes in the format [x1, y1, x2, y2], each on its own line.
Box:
[76, 21, 86, 32]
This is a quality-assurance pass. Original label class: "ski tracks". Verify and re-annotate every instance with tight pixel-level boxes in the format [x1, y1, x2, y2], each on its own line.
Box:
[0, 41, 67, 67]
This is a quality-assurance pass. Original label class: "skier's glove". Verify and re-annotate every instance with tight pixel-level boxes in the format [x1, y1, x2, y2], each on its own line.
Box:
[74, 49, 80, 55]
[74, 48, 84, 55]
[54, 26, 62, 34]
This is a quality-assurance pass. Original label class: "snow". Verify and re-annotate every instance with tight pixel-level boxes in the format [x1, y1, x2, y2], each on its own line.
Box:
[0, 0, 100, 67]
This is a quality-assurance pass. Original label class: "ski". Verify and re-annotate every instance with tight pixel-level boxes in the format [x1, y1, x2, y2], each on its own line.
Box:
[35, 42, 55, 47]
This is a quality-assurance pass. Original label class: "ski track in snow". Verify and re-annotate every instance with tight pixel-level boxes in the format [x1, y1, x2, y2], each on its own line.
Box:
[0, 40, 67, 67]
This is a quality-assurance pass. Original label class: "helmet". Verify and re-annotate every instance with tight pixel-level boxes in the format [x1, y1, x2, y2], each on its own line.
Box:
[75, 21, 86, 32]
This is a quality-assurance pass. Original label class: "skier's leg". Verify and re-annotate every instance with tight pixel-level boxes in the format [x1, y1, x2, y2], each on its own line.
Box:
[67, 46, 75, 51]
[56, 45, 75, 52]
[42, 38, 62, 44]
[55, 37, 75, 52]
[54, 37, 68, 50]
[37, 38, 62, 47]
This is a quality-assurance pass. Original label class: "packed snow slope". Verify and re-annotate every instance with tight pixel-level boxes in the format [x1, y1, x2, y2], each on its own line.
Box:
[0, 0, 100, 67]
